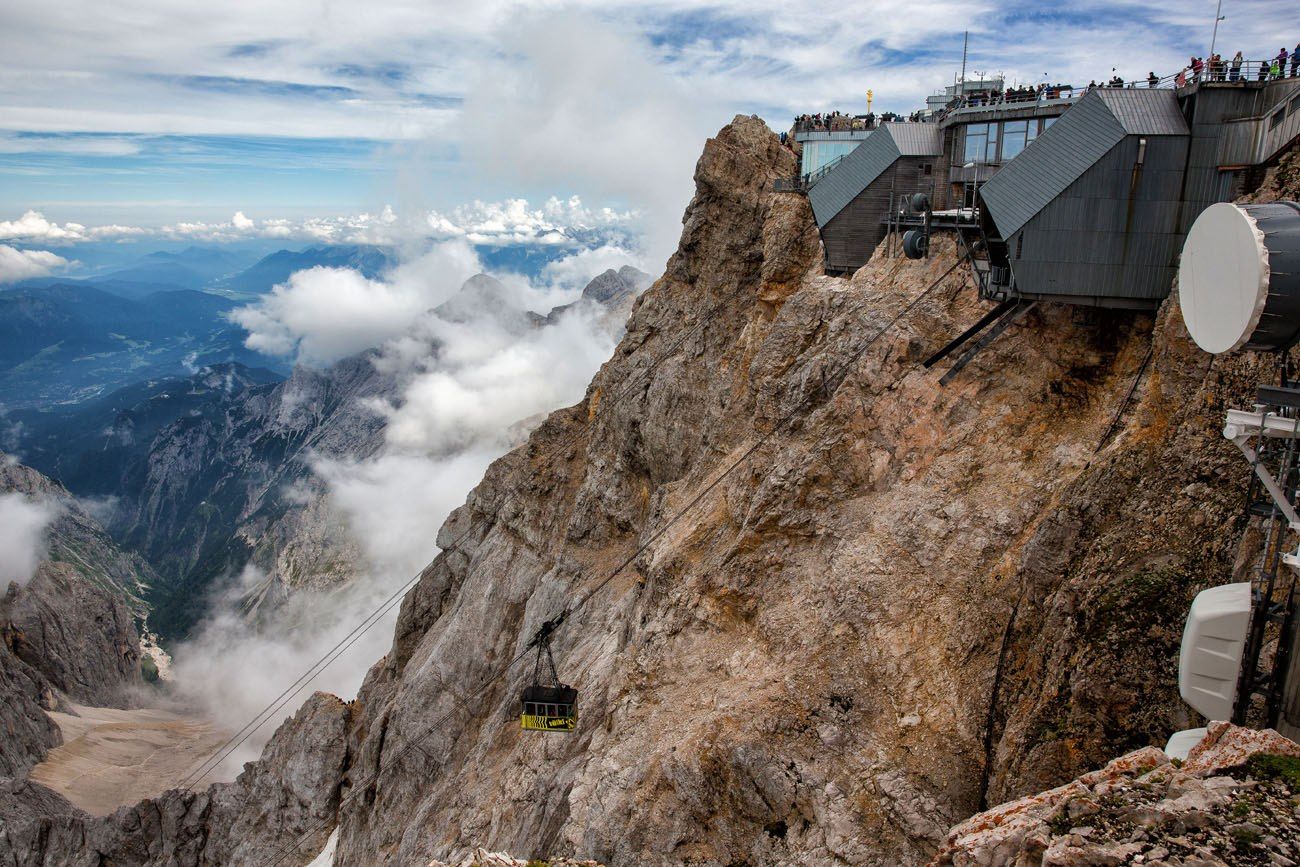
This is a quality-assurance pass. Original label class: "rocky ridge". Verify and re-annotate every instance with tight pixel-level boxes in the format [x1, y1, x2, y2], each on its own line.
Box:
[4, 116, 1298, 865]
[0, 692, 351, 867]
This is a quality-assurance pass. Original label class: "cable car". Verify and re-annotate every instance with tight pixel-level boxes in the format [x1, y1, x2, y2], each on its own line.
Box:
[521, 683, 578, 732]
[520, 615, 578, 733]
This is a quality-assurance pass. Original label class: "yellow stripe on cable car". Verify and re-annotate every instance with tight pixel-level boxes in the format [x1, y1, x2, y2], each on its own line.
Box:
[521, 713, 577, 732]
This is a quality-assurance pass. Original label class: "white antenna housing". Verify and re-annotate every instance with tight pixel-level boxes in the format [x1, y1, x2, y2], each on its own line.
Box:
[1178, 582, 1252, 720]
[1179, 201, 1300, 354]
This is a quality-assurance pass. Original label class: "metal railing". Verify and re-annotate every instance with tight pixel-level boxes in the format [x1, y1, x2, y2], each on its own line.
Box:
[930, 61, 1297, 123]
[772, 153, 852, 194]
[1151, 60, 1294, 89]
[934, 88, 1083, 122]
[804, 154, 848, 187]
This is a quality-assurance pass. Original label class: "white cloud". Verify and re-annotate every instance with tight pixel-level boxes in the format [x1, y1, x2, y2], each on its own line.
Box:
[229, 239, 482, 365]
[0, 245, 69, 283]
[171, 560, 406, 775]
[0, 133, 141, 156]
[172, 243, 629, 775]
[427, 196, 637, 247]
[0, 210, 89, 242]
[0, 0, 1295, 149]
[461, 13, 714, 268]
[0, 198, 636, 248]
[0, 493, 60, 587]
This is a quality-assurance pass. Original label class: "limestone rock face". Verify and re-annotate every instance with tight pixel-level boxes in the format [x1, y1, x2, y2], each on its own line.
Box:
[0, 692, 351, 867]
[3, 562, 141, 707]
[325, 114, 1206, 866]
[0, 645, 59, 778]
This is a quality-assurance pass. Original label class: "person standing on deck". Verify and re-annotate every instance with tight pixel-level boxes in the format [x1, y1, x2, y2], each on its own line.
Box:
[1292, 44, 1299, 77]
[1229, 51, 1243, 81]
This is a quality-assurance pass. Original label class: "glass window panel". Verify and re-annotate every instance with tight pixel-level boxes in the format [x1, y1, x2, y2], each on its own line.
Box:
[1001, 121, 1028, 161]
[963, 124, 987, 162]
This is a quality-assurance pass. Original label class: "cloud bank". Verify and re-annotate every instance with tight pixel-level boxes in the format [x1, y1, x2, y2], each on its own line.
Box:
[174, 241, 630, 774]
[229, 240, 482, 365]
[0, 197, 640, 250]
[461, 13, 713, 268]
[0, 493, 59, 587]
[0, 245, 69, 283]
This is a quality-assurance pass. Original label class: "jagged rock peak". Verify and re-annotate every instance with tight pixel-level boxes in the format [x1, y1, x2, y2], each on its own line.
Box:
[435, 273, 517, 323]
[579, 267, 650, 304]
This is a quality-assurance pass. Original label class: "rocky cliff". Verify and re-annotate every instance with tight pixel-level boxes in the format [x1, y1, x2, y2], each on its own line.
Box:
[0, 458, 150, 776]
[4, 116, 1295, 865]
[0, 693, 351, 867]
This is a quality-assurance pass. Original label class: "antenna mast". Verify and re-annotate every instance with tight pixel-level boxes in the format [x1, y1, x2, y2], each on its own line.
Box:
[960, 31, 969, 90]
[1209, 0, 1225, 64]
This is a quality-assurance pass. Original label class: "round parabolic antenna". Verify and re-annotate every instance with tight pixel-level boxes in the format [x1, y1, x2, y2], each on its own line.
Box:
[1179, 203, 1270, 355]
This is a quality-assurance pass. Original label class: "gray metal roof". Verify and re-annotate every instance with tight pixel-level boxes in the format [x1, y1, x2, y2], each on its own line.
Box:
[980, 89, 1187, 239]
[808, 124, 941, 227]
[887, 123, 943, 156]
[1094, 88, 1189, 135]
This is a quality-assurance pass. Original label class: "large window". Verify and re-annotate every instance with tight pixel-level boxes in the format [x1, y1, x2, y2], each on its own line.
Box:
[962, 117, 1054, 164]
[964, 123, 989, 162]
[1000, 120, 1029, 160]
[801, 140, 861, 177]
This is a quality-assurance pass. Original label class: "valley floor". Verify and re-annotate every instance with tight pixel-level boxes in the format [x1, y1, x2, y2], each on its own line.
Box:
[28, 703, 229, 815]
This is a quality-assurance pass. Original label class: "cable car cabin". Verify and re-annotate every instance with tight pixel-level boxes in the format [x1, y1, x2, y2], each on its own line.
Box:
[520, 684, 578, 733]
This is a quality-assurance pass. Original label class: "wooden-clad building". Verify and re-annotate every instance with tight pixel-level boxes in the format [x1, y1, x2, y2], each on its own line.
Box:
[807, 124, 942, 274]
[979, 80, 1300, 308]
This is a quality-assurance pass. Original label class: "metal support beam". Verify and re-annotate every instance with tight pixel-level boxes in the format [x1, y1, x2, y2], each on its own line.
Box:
[923, 300, 1018, 369]
[938, 300, 1036, 386]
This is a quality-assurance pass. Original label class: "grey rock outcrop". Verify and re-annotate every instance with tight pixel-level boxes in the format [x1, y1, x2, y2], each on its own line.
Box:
[537, 266, 651, 326]
[3, 562, 141, 707]
[0, 644, 60, 778]
[931, 724, 1300, 866]
[0, 692, 351, 867]
[0, 458, 149, 775]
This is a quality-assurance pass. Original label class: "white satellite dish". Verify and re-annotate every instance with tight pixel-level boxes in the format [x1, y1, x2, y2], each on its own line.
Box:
[1179, 201, 1300, 355]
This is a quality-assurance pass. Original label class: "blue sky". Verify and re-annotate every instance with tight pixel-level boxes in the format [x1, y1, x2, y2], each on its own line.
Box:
[0, 0, 1295, 256]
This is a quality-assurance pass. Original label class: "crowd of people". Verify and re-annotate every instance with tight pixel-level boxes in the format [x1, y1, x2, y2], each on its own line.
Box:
[792, 110, 907, 133]
[1171, 46, 1299, 85]
[789, 41, 1299, 139]
[960, 82, 1073, 108]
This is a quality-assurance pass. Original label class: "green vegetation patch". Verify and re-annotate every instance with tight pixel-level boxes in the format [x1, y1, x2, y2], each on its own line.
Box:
[1244, 752, 1300, 789]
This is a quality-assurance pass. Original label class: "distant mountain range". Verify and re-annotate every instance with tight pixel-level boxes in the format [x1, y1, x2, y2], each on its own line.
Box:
[98, 246, 252, 295]
[209, 245, 394, 298]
